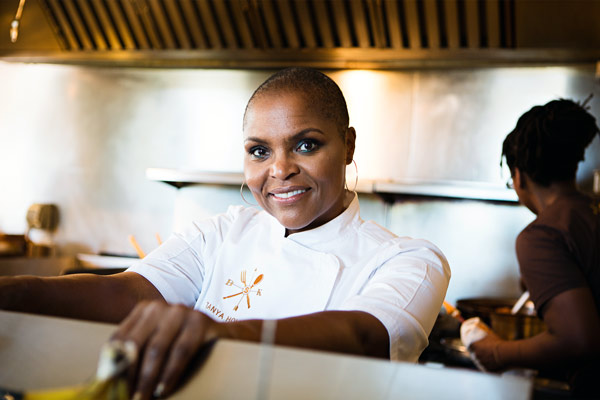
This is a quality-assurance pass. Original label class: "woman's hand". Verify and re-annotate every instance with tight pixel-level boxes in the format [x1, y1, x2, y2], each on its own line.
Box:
[111, 300, 218, 400]
[470, 288, 600, 373]
[469, 330, 505, 371]
[110, 305, 389, 399]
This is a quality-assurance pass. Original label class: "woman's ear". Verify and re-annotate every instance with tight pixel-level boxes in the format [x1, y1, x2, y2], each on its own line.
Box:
[345, 127, 356, 165]
[514, 168, 527, 189]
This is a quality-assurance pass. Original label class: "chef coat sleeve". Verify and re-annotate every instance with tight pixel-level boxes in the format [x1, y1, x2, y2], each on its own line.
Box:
[127, 210, 236, 307]
[338, 238, 451, 362]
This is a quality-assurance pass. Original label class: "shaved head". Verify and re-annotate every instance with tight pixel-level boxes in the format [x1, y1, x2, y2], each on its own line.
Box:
[243, 67, 349, 137]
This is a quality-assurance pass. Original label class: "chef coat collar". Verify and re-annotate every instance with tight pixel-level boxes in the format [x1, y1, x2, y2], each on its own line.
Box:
[271, 193, 360, 247]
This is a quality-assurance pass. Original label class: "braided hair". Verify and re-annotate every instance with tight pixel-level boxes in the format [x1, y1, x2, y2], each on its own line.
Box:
[243, 67, 349, 138]
[502, 98, 600, 186]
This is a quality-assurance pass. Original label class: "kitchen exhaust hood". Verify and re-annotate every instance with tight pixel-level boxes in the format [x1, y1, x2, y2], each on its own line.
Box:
[1, 0, 600, 68]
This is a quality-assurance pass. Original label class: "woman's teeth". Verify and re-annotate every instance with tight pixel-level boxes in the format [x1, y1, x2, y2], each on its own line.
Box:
[273, 189, 306, 199]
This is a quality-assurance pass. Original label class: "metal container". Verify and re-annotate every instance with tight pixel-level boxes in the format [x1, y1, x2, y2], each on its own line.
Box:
[456, 297, 516, 325]
[489, 309, 546, 340]
[457, 297, 546, 340]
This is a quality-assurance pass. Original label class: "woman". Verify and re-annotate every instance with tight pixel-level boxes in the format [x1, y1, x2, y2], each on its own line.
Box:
[0, 68, 450, 399]
[470, 99, 600, 397]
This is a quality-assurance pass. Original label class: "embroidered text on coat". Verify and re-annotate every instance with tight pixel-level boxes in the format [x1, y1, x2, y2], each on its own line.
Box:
[205, 301, 237, 322]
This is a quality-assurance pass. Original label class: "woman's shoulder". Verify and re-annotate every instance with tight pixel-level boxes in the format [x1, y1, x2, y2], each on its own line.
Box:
[178, 205, 270, 241]
[356, 219, 397, 243]
[222, 204, 266, 220]
[517, 193, 599, 254]
[544, 193, 597, 217]
[356, 220, 447, 261]
[526, 193, 599, 235]
[358, 224, 451, 281]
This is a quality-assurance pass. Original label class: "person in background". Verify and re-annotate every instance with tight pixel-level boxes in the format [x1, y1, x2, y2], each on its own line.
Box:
[0, 67, 450, 400]
[470, 99, 600, 397]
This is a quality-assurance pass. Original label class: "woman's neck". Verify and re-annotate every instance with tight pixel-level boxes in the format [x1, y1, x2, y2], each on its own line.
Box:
[529, 180, 579, 214]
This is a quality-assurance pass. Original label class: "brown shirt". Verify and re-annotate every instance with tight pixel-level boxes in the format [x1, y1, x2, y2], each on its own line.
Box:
[516, 192, 600, 317]
[516, 193, 600, 394]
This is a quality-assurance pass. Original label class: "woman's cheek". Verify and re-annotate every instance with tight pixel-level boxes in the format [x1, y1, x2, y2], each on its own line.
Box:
[244, 168, 264, 200]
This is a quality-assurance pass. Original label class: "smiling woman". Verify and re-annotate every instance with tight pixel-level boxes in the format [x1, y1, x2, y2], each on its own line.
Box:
[0, 67, 450, 400]
[242, 70, 355, 235]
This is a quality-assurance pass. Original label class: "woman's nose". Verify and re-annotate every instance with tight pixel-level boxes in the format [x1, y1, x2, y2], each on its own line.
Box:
[270, 154, 299, 180]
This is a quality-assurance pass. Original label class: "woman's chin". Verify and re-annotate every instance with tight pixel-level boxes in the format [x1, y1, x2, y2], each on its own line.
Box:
[280, 219, 312, 234]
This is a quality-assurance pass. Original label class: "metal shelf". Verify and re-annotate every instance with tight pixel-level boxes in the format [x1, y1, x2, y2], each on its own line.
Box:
[146, 168, 518, 203]
[146, 168, 245, 189]
[373, 180, 518, 202]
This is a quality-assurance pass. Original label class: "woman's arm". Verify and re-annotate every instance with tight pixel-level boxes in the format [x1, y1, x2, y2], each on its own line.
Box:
[470, 286, 600, 370]
[0, 271, 163, 323]
[110, 301, 389, 400]
[260, 310, 389, 357]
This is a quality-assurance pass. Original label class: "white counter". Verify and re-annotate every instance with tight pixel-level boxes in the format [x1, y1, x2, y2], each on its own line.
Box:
[0, 310, 532, 399]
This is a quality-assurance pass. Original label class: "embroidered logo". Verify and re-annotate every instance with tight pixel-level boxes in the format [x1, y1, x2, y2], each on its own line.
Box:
[223, 268, 264, 311]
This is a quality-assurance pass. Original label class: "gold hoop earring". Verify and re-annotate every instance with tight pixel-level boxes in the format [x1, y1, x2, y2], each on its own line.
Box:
[240, 181, 257, 206]
[345, 160, 358, 193]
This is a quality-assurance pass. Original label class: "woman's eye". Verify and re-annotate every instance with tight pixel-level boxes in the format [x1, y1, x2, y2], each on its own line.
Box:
[249, 146, 269, 159]
[297, 140, 317, 153]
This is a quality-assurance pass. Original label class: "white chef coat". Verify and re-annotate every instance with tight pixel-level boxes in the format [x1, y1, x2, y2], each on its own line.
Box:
[128, 195, 450, 362]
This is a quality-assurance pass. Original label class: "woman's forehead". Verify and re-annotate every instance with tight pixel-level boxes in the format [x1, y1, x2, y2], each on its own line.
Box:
[248, 91, 310, 115]
[244, 92, 332, 132]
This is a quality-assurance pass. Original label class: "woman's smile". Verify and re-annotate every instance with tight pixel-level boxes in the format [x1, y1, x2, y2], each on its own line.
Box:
[269, 187, 309, 201]
[243, 92, 355, 235]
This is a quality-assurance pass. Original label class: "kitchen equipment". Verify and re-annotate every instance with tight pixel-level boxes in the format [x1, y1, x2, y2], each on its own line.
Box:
[442, 300, 464, 322]
[490, 308, 546, 341]
[0, 234, 26, 257]
[127, 235, 145, 259]
[456, 297, 516, 324]
[456, 297, 545, 340]
[438, 337, 475, 369]
[511, 291, 531, 315]
[9, 0, 26, 43]
[26, 204, 59, 231]
[76, 254, 137, 270]
[25, 204, 59, 257]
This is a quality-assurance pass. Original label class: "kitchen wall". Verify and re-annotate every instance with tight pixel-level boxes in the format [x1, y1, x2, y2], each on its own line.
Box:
[1, 61, 598, 303]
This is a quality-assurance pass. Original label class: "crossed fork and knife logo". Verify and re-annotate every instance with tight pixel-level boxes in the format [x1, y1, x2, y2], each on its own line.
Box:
[224, 268, 264, 311]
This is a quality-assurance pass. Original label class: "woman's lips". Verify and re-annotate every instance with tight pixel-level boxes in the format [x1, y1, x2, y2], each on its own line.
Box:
[269, 188, 310, 202]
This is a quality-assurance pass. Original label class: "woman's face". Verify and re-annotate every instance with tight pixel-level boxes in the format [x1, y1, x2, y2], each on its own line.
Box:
[243, 92, 355, 235]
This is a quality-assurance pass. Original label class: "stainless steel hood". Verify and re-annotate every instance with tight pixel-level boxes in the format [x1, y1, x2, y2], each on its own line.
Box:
[1, 0, 600, 68]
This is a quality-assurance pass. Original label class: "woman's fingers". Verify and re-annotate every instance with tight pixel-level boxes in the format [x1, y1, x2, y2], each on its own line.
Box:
[110, 301, 166, 397]
[156, 311, 214, 397]
[110, 300, 151, 341]
[132, 304, 188, 399]
[107, 301, 215, 399]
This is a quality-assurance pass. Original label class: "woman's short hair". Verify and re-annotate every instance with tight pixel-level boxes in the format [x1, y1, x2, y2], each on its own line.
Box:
[243, 67, 349, 137]
[502, 98, 600, 186]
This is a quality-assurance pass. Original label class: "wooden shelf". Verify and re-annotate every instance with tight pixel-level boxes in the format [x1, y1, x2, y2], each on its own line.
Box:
[146, 168, 518, 203]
